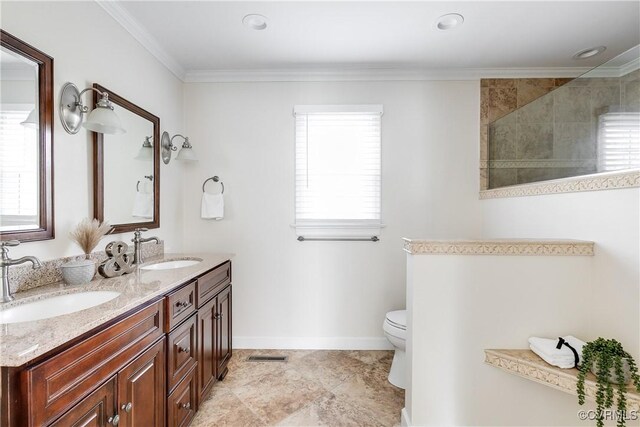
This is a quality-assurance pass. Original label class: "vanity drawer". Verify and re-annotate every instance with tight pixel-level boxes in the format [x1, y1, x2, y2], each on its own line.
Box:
[167, 365, 197, 427]
[165, 281, 196, 332]
[26, 300, 164, 427]
[196, 261, 231, 307]
[167, 313, 197, 393]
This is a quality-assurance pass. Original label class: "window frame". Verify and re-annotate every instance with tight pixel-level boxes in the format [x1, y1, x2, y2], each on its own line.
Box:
[293, 104, 384, 239]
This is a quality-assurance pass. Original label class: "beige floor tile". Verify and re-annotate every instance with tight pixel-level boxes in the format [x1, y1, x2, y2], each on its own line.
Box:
[191, 386, 263, 427]
[345, 350, 393, 366]
[331, 364, 404, 426]
[291, 350, 370, 391]
[232, 366, 332, 425]
[277, 393, 387, 427]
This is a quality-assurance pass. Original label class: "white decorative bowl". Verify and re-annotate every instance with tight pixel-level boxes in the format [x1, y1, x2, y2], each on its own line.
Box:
[60, 259, 97, 286]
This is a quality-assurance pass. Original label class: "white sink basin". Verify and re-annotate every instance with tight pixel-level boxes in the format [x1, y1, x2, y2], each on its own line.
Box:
[0, 291, 121, 324]
[141, 259, 202, 271]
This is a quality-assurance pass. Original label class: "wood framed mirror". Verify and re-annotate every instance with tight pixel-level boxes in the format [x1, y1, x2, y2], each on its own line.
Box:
[93, 84, 160, 233]
[0, 30, 54, 242]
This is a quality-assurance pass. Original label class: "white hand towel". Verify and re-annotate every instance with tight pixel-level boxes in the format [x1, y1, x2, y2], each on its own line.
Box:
[201, 193, 224, 220]
[132, 191, 153, 218]
[529, 336, 586, 369]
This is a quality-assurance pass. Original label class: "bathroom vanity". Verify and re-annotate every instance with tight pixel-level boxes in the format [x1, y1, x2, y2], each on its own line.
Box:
[0, 254, 232, 427]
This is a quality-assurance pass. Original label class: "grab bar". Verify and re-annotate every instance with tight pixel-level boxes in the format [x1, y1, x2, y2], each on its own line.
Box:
[297, 236, 379, 242]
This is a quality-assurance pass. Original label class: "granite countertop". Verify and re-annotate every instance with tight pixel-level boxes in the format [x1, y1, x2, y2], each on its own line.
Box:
[0, 253, 233, 367]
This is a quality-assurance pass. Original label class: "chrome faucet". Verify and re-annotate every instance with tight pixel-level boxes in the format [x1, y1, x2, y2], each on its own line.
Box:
[1, 240, 42, 303]
[131, 228, 160, 265]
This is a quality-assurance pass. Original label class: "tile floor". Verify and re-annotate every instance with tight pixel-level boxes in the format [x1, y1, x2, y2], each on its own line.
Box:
[191, 349, 404, 427]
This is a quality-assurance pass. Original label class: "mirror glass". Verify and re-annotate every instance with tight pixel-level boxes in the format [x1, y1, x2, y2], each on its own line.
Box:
[488, 45, 640, 189]
[94, 84, 159, 233]
[0, 31, 53, 242]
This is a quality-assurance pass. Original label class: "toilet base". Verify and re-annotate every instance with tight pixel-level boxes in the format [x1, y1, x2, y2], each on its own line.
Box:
[388, 348, 406, 389]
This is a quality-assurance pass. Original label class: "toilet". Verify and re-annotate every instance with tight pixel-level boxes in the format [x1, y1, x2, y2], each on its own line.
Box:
[383, 309, 407, 389]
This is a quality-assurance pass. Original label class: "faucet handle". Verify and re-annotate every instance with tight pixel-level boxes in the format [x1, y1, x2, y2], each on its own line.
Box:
[0, 240, 20, 247]
[134, 228, 148, 233]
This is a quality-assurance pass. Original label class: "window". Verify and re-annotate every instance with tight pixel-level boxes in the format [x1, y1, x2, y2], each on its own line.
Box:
[294, 105, 383, 238]
[0, 107, 39, 230]
[597, 111, 640, 172]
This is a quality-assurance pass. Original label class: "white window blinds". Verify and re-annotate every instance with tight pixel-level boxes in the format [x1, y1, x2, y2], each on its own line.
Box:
[597, 111, 640, 172]
[294, 105, 383, 238]
[0, 109, 39, 230]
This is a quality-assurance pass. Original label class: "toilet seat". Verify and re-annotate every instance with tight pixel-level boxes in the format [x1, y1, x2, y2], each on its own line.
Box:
[385, 310, 406, 330]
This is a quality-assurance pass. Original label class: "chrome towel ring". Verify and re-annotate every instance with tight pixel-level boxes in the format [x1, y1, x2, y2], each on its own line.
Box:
[136, 175, 153, 192]
[202, 176, 224, 194]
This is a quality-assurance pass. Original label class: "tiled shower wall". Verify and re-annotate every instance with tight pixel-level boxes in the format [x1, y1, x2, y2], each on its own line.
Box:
[480, 70, 640, 190]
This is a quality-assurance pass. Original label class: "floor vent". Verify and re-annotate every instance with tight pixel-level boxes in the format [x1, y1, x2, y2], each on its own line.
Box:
[246, 355, 288, 362]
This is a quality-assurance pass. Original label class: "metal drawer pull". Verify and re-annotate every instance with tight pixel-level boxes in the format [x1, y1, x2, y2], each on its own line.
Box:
[178, 345, 191, 353]
[214, 313, 221, 319]
[181, 402, 191, 409]
[108, 414, 120, 425]
[121, 402, 132, 413]
[175, 301, 189, 309]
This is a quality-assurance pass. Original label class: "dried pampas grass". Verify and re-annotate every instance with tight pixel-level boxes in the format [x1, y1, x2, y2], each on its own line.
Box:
[70, 218, 113, 257]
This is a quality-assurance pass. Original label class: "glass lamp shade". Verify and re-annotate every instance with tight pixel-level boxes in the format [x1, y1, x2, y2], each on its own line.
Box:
[83, 106, 125, 134]
[135, 145, 153, 161]
[176, 146, 198, 161]
[20, 109, 39, 129]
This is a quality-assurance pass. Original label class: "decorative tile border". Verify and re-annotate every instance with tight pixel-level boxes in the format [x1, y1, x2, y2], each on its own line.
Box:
[6, 241, 164, 294]
[484, 349, 640, 412]
[480, 169, 640, 199]
[402, 239, 594, 256]
[484, 159, 596, 169]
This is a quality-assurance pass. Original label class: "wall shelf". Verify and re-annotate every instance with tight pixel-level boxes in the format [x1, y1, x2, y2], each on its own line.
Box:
[484, 349, 640, 411]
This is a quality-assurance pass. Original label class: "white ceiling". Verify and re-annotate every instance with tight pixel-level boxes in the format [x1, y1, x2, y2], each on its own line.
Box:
[104, 1, 640, 81]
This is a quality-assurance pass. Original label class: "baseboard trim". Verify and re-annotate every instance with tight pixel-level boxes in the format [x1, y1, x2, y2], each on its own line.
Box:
[232, 336, 393, 350]
[401, 407, 411, 427]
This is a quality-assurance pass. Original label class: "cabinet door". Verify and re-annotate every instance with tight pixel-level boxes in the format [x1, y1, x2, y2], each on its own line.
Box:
[49, 376, 117, 427]
[197, 296, 216, 402]
[117, 338, 166, 427]
[216, 285, 232, 380]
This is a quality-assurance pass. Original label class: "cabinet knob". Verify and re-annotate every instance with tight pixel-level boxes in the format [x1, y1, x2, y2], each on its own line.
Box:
[214, 313, 221, 319]
[178, 346, 191, 353]
[108, 414, 120, 425]
[181, 402, 191, 410]
[175, 301, 189, 309]
[121, 402, 132, 413]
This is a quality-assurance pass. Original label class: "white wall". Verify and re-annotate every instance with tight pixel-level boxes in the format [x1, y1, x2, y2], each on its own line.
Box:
[183, 80, 482, 347]
[1, 1, 185, 261]
[482, 188, 640, 360]
[406, 252, 595, 426]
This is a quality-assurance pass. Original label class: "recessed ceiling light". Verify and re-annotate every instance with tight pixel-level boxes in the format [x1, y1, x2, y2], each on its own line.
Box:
[573, 46, 606, 60]
[242, 14, 268, 31]
[436, 13, 464, 30]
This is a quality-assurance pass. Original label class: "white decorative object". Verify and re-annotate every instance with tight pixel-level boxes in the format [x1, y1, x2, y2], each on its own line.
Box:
[60, 259, 96, 286]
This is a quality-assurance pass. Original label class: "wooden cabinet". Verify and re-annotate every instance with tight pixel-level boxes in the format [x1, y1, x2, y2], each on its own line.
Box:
[49, 376, 118, 427]
[197, 282, 232, 402]
[1, 261, 232, 427]
[118, 338, 165, 427]
[216, 285, 232, 380]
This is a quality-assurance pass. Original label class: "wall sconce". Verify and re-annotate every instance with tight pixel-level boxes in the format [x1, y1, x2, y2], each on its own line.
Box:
[20, 108, 38, 129]
[161, 131, 198, 164]
[59, 82, 125, 135]
[134, 136, 153, 161]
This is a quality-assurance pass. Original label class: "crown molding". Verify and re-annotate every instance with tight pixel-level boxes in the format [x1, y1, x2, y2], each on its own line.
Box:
[183, 67, 593, 83]
[95, 0, 186, 81]
[620, 58, 640, 76]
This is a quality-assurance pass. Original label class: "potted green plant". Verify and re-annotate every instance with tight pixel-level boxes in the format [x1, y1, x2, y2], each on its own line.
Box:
[577, 338, 640, 427]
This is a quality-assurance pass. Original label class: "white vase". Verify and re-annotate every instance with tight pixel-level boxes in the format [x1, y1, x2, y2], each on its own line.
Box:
[60, 259, 96, 286]
[591, 359, 632, 384]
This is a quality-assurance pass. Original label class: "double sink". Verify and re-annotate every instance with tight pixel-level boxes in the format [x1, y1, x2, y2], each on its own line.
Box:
[0, 258, 202, 325]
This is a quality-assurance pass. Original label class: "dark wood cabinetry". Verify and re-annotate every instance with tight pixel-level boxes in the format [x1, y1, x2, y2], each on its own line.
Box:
[49, 376, 117, 427]
[1, 261, 232, 427]
[118, 338, 166, 427]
